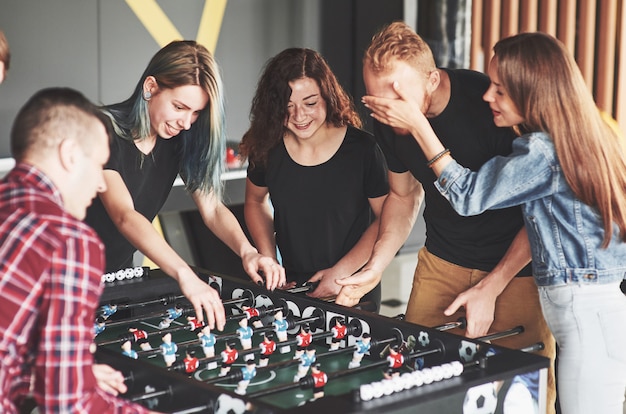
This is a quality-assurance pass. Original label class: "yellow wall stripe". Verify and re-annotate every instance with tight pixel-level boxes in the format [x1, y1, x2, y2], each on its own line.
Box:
[125, 0, 183, 47]
[124, 0, 228, 267]
[125, 0, 227, 53]
[197, 0, 228, 53]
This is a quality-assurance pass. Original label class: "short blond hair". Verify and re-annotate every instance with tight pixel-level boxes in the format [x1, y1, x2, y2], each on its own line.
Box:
[364, 21, 435, 76]
[0, 30, 10, 77]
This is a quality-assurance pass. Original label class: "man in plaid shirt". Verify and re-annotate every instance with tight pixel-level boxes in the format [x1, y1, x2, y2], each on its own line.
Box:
[0, 88, 150, 413]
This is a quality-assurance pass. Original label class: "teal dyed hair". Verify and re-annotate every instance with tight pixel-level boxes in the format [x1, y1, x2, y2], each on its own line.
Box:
[105, 40, 226, 199]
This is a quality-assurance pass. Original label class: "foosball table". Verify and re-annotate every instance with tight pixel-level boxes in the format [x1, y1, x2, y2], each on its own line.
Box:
[95, 267, 549, 414]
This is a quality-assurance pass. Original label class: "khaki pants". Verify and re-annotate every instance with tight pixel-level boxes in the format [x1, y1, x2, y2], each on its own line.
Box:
[405, 247, 557, 414]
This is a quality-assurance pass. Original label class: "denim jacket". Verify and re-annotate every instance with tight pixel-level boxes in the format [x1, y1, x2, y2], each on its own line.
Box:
[435, 131, 626, 287]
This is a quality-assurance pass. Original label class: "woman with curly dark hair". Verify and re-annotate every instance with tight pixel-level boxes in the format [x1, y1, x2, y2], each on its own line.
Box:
[240, 48, 389, 310]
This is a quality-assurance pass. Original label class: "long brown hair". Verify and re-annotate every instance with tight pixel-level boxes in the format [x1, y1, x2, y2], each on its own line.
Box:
[106, 40, 226, 198]
[239, 48, 361, 167]
[494, 32, 626, 246]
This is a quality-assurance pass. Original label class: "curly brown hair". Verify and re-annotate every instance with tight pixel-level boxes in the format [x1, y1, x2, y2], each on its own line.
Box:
[239, 48, 362, 167]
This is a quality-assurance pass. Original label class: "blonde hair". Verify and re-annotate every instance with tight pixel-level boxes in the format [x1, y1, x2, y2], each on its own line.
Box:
[363, 21, 436, 76]
[0, 30, 10, 78]
[494, 32, 626, 246]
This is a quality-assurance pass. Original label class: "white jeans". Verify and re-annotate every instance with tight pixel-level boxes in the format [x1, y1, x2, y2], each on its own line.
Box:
[538, 282, 626, 414]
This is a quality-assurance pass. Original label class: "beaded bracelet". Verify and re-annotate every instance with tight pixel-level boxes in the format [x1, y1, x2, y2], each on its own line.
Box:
[426, 148, 450, 168]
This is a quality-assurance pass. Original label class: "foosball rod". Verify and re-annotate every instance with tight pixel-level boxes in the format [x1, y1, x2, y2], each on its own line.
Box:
[475, 325, 524, 342]
[164, 307, 324, 369]
[129, 385, 173, 403]
[432, 317, 467, 331]
[201, 326, 384, 385]
[102, 306, 195, 329]
[99, 289, 255, 325]
[96, 315, 200, 347]
[245, 343, 444, 399]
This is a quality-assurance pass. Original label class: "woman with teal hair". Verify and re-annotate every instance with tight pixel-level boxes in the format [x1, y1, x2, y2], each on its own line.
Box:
[86, 40, 285, 330]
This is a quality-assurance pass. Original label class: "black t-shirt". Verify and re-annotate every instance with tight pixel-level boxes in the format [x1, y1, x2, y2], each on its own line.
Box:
[85, 132, 183, 272]
[374, 69, 532, 274]
[248, 126, 389, 283]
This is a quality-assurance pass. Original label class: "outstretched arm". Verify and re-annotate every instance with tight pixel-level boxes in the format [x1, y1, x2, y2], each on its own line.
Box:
[243, 178, 285, 289]
[99, 170, 225, 330]
[336, 171, 423, 306]
[307, 194, 387, 303]
[192, 187, 286, 291]
[445, 226, 531, 337]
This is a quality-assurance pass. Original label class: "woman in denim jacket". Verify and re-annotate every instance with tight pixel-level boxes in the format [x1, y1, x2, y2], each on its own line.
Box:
[363, 32, 626, 414]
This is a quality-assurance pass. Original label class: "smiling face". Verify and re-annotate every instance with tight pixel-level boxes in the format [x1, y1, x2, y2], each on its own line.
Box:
[146, 81, 209, 139]
[363, 59, 432, 135]
[284, 77, 328, 141]
[483, 57, 524, 128]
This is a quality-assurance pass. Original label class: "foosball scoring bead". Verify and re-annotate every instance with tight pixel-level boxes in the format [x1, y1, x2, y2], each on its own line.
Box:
[133, 266, 146, 278]
[431, 365, 444, 382]
[400, 372, 414, 390]
[391, 376, 404, 393]
[441, 363, 454, 379]
[421, 367, 434, 384]
[124, 268, 134, 279]
[411, 370, 424, 387]
[371, 381, 385, 399]
[360, 383, 375, 401]
[382, 379, 395, 396]
[115, 270, 126, 281]
[451, 360, 464, 377]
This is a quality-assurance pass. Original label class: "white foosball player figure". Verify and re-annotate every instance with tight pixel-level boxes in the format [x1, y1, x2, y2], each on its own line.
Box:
[235, 360, 257, 395]
[293, 346, 316, 382]
[160, 332, 178, 367]
[272, 309, 290, 354]
[349, 332, 371, 368]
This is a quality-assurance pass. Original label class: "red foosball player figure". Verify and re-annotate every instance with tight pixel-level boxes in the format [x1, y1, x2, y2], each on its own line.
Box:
[184, 349, 199, 374]
[294, 323, 312, 359]
[384, 345, 404, 379]
[219, 341, 239, 377]
[310, 363, 328, 401]
[330, 318, 347, 351]
[242, 305, 263, 328]
[187, 315, 205, 334]
[128, 326, 152, 351]
[259, 332, 277, 367]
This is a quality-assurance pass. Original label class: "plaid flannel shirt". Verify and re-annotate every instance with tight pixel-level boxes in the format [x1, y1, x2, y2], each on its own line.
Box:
[0, 164, 147, 413]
